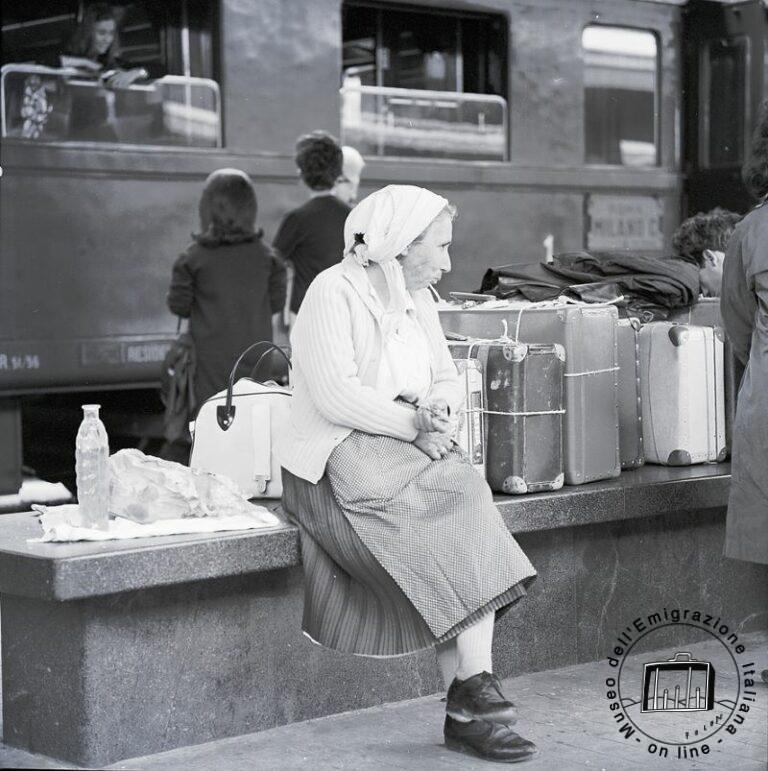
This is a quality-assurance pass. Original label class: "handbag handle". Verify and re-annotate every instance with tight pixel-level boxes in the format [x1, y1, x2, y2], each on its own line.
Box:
[250, 345, 291, 379]
[216, 342, 291, 431]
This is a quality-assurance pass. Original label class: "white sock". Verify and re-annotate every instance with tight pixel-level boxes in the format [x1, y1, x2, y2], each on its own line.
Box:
[454, 612, 494, 681]
[435, 639, 459, 691]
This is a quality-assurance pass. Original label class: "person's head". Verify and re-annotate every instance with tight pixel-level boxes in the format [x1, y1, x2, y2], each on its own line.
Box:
[398, 204, 457, 291]
[344, 185, 456, 339]
[69, 3, 119, 61]
[672, 208, 741, 297]
[294, 131, 343, 192]
[194, 168, 258, 247]
[743, 100, 768, 201]
[334, 146, 366, 206]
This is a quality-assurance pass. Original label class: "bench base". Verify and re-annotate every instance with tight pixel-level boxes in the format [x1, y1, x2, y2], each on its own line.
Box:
[3, 506, 767, 767]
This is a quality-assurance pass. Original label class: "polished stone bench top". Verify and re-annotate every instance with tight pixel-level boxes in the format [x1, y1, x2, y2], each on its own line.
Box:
[0, 464, 730, 602]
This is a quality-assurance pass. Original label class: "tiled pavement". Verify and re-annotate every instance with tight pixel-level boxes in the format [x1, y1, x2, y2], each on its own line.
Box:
[2, 631, 766, 770]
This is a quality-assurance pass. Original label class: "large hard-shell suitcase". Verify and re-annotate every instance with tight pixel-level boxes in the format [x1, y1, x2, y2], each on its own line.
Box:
[440, 302, 620, 485]
[667, 299, 743, 457]
[616, 318, 644, 470]
[449, 337, 565, 494]
[639, 323, 726, 465]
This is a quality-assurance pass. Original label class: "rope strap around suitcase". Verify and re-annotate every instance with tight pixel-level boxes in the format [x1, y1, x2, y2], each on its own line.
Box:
[453, 325, 566, 419]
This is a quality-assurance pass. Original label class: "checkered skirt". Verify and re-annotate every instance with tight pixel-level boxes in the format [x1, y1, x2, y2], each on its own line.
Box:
[282, 431, 537, 657]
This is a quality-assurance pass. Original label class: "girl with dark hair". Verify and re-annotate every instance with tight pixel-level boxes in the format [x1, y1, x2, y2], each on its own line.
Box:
[720, 101, 768, 565]
[59, 3, 149, 141]
[167, 169, 287, 411]
[273, 131, 351, 323]
[61, 3, 148, 89]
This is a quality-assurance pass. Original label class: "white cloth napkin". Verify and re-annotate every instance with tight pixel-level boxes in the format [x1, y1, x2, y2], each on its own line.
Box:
[29, 503, 283, 543]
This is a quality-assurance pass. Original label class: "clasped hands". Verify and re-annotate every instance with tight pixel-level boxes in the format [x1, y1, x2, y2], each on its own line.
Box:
[413, 398, 456, 461]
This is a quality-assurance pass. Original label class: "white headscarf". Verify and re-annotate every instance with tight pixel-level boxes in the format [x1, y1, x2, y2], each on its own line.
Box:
[344, 185, 448, 337]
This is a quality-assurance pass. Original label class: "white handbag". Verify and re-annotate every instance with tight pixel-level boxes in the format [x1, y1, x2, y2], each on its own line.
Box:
[190, 343, 291, 498]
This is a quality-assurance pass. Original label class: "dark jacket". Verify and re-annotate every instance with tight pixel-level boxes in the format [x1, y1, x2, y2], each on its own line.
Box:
[273, 194, 350, 312]
[720, 202, 768, 564]
[167, 237, 287, 407]
[480, 253, 700, 321]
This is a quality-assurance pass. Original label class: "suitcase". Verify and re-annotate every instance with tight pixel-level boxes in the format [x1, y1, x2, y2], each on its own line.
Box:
[667, 299, 743, 457]
[639, 323, 726, 465]
[616, 318, 644, 470]
[449, 337, 565, 494]
[440, 302, 620, 485]
[451, 356, 486, 479]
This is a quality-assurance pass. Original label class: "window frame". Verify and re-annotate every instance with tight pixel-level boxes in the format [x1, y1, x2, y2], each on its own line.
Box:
[698, 34, 751, 170]
[341, 0, 510, 163]
[581, 23, 662, 169]
[0, 0, 222, 152]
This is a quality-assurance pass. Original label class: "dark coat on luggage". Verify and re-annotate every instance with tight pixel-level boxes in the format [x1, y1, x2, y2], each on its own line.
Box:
[480, 253, 700, 320]
[167, 238, 287, 408]
[720, 202, 768, 564]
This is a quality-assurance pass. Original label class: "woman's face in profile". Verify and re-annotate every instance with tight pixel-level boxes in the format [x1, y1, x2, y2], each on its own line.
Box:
[92, 19, 116, 56]
[400, 215, 453, 291]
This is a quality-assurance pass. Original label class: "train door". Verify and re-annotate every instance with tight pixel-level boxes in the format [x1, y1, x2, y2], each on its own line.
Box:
[683, 0, 766, 215]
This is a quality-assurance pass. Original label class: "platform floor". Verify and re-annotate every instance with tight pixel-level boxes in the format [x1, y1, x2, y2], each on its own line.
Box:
[2, 630, 766, 770]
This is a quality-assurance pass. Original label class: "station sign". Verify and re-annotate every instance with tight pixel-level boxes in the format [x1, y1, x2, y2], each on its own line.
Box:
[587, 195, 664, 251]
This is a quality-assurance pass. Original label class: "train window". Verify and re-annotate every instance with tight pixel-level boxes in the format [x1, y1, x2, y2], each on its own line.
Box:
[582, 26, 659, 167]
[1, 1, 220, 147]
[700, 38, 748, 168]
[341, 1, 508, 161]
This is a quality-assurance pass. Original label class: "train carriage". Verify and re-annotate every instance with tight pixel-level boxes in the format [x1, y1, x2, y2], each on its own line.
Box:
[0, 0, 765, 490]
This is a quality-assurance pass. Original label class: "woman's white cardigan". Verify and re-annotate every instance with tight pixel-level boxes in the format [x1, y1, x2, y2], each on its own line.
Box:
[277, 255, 464, 484]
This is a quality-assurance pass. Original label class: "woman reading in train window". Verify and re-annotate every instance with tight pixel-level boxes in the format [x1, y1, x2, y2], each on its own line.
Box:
[60, 3, 148, 88]
[59, 3, 149, 141]
[278, 184, 539, 763]
[166, 169, 287, 457]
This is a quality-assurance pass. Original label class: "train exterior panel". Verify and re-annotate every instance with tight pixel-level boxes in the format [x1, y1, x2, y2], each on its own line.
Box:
[1, 0, 760, 393]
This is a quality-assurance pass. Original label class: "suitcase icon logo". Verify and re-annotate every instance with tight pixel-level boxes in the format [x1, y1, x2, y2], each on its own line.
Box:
[641, 652, 715, 712]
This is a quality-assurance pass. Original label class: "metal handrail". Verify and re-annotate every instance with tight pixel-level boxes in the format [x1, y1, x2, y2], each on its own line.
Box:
[340, 82, 508, 109]
[1, 63, 222, 146]
[340, 83, 508, 160]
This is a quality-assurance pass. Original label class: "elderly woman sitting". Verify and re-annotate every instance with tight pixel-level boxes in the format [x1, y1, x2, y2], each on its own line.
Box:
[278, 185, 538, 763]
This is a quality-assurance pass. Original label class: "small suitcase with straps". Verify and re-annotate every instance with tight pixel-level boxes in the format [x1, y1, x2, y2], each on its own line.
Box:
[448, 327, 565, 494]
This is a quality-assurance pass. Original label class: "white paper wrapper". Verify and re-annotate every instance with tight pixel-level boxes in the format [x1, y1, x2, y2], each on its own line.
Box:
[29, 502, 282, 543]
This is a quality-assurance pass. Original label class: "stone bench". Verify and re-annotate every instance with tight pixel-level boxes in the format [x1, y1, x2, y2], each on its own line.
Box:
[1, 463, 766, 767]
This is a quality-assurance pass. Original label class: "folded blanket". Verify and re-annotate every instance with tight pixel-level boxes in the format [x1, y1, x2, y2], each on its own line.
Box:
[30, 503, 283, 543]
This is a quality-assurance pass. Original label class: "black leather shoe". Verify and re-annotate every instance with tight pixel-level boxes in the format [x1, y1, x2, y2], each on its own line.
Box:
[444, 715, 538, 763]
[446, 671, 518, 724]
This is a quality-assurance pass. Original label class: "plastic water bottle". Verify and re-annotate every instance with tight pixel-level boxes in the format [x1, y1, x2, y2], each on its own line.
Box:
[75, 404, 110, 530]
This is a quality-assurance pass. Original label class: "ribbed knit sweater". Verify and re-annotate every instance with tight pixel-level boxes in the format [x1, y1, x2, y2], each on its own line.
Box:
[277, 255, 464, 483]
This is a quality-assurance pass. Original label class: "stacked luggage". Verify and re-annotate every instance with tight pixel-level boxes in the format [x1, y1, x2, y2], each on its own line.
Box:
[439, 294, 734, 496]
[440, 300, 621, 491]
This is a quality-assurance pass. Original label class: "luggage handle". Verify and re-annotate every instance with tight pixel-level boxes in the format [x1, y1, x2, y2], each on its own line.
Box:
[668, 652, 694, 662]
[217, 342, 292, 431]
